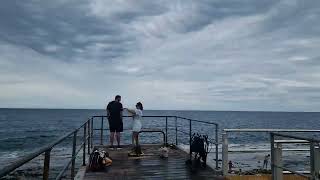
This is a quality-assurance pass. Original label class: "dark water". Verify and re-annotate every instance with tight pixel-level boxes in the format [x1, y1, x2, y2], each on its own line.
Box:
[0, 109, 320, 176]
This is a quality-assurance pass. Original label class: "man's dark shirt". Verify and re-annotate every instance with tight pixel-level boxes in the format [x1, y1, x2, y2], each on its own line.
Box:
[107, 101, 123, 121]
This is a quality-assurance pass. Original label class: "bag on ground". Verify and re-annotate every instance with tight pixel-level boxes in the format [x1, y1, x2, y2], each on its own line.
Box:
[89, 150, 104, 171]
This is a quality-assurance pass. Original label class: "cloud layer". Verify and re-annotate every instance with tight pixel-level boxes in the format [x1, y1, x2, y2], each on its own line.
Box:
[1, 0, 320, 111]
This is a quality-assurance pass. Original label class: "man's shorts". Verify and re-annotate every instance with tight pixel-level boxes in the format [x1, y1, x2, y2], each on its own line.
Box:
[108, 118, 123, 132]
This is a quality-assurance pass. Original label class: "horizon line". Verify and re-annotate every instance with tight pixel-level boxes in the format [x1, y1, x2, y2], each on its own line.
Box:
[0, 107, 319, 113]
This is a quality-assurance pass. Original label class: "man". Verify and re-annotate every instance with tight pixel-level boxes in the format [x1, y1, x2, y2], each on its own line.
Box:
[106, 95, 123, 149]
[263, 154, 270, 169]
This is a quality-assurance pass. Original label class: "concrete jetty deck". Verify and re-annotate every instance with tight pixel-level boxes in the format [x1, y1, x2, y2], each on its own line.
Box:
[76, 144, 221, 180]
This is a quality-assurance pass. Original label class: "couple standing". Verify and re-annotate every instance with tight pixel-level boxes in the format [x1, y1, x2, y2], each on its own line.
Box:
[106, 95, 143, 150]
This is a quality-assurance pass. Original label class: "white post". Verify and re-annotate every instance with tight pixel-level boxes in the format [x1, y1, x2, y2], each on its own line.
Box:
[222, 132, 228, 176]
[315, 146, 320, 179]
[311, 143, 320, 179]
[273, 143, 283, 180]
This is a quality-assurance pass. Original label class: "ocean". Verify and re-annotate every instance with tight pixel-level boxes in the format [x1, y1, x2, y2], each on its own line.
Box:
[1, 109, 320, 178]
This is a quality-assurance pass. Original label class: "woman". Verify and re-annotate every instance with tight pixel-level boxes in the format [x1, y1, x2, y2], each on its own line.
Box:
[125, 102, 143, 150]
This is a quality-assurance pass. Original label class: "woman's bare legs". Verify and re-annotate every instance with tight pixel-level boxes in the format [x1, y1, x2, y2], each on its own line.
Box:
[132, 132, 135, 146]
[135, 132, 139, 146]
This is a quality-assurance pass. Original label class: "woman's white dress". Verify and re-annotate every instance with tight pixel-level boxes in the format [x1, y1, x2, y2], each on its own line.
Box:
[132, 109, 143, 132]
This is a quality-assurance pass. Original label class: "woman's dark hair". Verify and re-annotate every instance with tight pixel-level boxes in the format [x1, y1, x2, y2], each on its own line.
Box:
[136, 102, 143, 110]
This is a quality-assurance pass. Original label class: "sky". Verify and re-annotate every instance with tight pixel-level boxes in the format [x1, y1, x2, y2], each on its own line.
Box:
[0, 0, 320, 111]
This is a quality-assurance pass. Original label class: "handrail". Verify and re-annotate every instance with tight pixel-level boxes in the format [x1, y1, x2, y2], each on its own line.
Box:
[221, 129, 320, 176]
[270, 132, 320, 179]
[0, 115, 220, 179]
[271, 132, 320, 143]
[0, 118, 92, 180]
[0, 130, 74, 177]
[92, 115, 218, 125]
[90, 115, 220, 170]
[177, 116, 218, 125]
[225, 129, 320, 132]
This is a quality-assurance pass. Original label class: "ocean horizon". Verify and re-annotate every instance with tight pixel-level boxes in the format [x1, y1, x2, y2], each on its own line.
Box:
[1, 108, 320, 177]
[1, 107, 319, 113]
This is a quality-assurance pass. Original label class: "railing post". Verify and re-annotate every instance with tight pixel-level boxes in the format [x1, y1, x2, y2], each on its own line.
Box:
[314, 144, 320, 180]
[175, 116, 178, 145]
[222, 132, 228, 175]
[43, 149, 51, 180]
[215, 124, 219, 169]
[71, 130, 77, 179]
[271, 133, 275, 180]
[100, 116, 104, 145]
[83, 122, 87, 166]
[271, 138, 283, 180]
[165, 117, 168, 146]
[91, 117, 93, 148]
[189, 119, 192, 160]
[310, 142, 320, 179]
[87, 119, 90, 154]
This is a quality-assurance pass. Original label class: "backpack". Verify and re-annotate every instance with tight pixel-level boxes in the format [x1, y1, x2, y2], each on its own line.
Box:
[89, 150, 104, 171]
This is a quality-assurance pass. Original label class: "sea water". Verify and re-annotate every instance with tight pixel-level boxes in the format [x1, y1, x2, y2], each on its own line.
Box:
[1, 109, 320, 176]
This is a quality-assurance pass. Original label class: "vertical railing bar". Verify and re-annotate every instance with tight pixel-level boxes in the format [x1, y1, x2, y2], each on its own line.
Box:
[165, 116, 168, 146]
[189, 119, 192, 160]
[175, 116, 178, 145]
[271, 133, 275, 180]
[215, 124, 219, 169]
[83, 122, 87, 166]
[71, 130, 77, 179]
[90, 117, 93, 148]
[222, 132, 228, 175]
[310, 142, 315, 179]
[100, 116, 103, 145]
[43, 149, 51, 180]
[87, 119, 90, 154]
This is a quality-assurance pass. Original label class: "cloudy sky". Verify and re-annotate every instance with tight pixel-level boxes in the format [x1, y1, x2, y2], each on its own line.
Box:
[0, 0, 320, 111]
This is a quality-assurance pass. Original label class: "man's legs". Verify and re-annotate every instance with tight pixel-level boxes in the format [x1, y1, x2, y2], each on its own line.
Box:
[116, 132, 121, 147]
[266, 161, 268, 169]
[110, 132, 115, 147]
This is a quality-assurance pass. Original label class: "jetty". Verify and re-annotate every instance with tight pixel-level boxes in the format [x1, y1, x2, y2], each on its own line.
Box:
[78, 144, 219, 180]
[0, 115, 319, 180]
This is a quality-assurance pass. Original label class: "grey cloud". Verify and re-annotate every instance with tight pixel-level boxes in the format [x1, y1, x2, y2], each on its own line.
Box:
[0, 0, 320, 111]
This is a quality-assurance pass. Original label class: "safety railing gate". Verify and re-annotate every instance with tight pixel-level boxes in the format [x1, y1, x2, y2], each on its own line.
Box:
[90, 115, 219, 169]
[271, 133, 320, 180]
[222, 129, 320, 176]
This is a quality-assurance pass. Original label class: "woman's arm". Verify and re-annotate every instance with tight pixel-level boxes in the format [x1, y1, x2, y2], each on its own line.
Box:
[124, 108, 136, 115]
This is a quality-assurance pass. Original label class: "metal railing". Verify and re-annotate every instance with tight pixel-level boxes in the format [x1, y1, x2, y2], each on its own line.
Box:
[0, 118, 92, 180]
[222, 129, 320, 175]
[0, 115, 220, 179]
[270, 133, 320, 180]
[90, 115, 220, 169]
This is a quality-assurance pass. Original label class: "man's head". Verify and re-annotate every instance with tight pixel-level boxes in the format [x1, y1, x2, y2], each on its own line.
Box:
[115, 95, 121, 102]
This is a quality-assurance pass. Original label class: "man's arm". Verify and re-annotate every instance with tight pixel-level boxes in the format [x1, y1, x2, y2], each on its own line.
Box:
[107, 109, 110, 117]
[106, 103, 110, 118]
[120, 103, 123, 120]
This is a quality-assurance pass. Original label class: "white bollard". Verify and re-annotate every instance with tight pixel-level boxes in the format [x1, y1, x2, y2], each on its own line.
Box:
[273, 143, 283, 180]
[311, 144, 320, 179]
[222, 132, 228, 176]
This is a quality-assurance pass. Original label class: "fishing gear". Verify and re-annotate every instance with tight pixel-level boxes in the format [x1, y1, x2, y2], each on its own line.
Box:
[186, 133, 210, 173]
